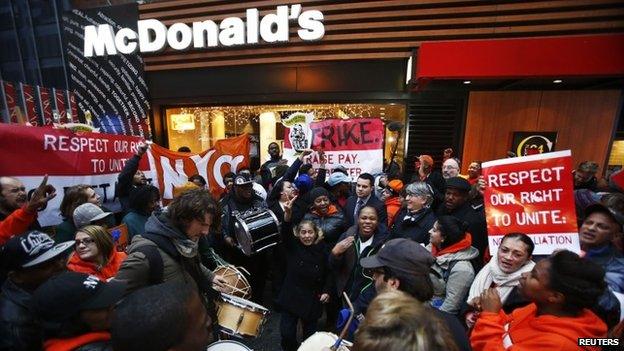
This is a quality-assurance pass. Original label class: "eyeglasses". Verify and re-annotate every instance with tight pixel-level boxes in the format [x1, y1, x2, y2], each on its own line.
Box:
[363, 267, 386, 278]
[75, 238, 96, 246]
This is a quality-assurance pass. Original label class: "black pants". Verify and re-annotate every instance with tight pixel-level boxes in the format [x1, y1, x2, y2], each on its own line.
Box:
[280, 311, 318, 351]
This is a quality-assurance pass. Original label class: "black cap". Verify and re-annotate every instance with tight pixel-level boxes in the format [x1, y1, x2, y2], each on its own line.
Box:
[445, 177, 471, 192]
[584, 203, 624, 231]
[360, 238, 435, 276]
[234, 173, 253, 186]
[33, 271, 126, 323]
[308, 187, 330, 201]
[0, 231, 74, 271]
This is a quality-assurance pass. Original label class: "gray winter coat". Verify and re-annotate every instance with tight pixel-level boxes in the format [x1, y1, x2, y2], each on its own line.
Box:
[428, 245, 479, 315]
[114, 213, 215, 294]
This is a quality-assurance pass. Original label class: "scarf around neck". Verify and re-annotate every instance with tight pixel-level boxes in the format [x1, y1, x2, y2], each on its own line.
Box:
[431, 233, 472, 257]
[467, 253, 535, 304]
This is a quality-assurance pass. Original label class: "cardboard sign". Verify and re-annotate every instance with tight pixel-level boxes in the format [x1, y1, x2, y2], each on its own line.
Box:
[108, 223, 129, 252]
[482, 150, 579, 255]
[283, 118, 384, 177]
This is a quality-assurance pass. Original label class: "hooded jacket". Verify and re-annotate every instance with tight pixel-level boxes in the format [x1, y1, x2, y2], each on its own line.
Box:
[67, 250, 127, 281]
[471, 303, 607, 351]
[428, 234, 480, 315]
[113, 212, 215, 294]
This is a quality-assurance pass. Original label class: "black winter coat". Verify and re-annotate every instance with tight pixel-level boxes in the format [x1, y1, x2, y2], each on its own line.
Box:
[277, 221, 332, 321]
[390, 207, 436, 244]
[303, 209, 346, 247]
[0, 280, 42, 351]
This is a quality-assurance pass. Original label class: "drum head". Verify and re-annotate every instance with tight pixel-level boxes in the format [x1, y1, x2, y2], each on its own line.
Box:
[206, 340, 251, 351]
[234, 220, 253, 256]
[220, 293, 269, 313]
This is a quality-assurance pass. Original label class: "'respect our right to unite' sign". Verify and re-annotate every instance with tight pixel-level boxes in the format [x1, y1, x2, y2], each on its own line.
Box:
[83, 4, 324, 57]
[482, 150, 580, 255]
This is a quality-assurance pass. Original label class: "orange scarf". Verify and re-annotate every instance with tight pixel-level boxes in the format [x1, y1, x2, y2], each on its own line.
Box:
[45, 331, 110, 351]
[311, 204, 339, 217]
[431, 233, 472, 257]
[67, 250, 127, 281]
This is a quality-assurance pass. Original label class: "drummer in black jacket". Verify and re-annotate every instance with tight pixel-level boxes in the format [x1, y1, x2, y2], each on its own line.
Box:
[279, 195, 332, 351]
[221, 173, 268, 303]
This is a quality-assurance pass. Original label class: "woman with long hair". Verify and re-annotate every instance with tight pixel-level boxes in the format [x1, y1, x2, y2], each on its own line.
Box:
[67, 225, 127, 281]
[54, 185, 101, 243]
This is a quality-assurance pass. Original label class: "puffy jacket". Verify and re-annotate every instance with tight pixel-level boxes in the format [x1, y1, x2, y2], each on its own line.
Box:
[113, 212, 215, 294]
[329, 225, 389, 314]
[389, 207, 436, 244]
[429, 245, 480, 315]
[0, 279, 42, 351]
[303, 207, 346, 246]
[471, 303, 607, 351]
[0, 207, 38, 246]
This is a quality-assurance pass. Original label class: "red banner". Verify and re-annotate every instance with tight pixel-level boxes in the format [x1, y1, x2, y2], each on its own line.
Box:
[482, 150, 579, 255]
[53, 88, 68, 123]
[20, 83, 39, 126]
[37, 86, 53, 125]
[147, 134, 250, 200]
[283, 117, 384, 177]
[3, 81, 20, 123]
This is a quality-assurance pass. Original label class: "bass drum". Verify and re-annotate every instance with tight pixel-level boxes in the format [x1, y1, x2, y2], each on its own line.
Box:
[206, 340, 251, 351]
[297, 332, 352, 351]
[234, 209, 280, 256]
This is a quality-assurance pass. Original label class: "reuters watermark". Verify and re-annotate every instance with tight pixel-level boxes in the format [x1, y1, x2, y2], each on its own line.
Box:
[578, 338, 619, 347]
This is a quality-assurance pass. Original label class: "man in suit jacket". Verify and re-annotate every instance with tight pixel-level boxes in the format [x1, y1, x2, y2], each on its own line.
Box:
[344, 173, 388, 228]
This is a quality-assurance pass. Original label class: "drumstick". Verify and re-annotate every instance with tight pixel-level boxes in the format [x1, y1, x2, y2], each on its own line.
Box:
[331, 292, 354, 351]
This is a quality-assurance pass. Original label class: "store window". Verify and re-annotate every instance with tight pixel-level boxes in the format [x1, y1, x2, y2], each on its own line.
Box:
[164, 103, 406, 172]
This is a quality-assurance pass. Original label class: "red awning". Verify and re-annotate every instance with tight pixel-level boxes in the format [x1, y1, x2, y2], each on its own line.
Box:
[415, 34, 624, 87]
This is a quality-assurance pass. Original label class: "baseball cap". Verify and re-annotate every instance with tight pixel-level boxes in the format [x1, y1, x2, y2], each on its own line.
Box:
[327, 172, 352, 187]
[33, 271, 126, 323]
[360, 238, 434, 276]
[234, 173, 253, 186]
[73, 203, 113, 228]
[584, 203, 624, 231]
[1, 231, 74, 271]
[445, 177, 471, 192]
[387, 179, 404, 194]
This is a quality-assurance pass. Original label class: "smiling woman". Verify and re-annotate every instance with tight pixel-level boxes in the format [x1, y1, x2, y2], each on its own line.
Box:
[67, 225, 127, 281]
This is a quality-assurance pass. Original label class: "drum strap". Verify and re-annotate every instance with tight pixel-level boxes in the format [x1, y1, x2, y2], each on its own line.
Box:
[135, 245, 164, 285]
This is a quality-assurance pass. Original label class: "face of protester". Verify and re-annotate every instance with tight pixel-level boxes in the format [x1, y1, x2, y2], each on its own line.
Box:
[0, 177, 27, 211]
[468, 162, 481, 179]
[298, 223, 317, 246]
[75, 231, 100, 263]
[85, 187, 102, 206]
[234, 183, 253, 201]
[358, 207, 378, 240]
[281, 181, 295, 200]
[308, 168, 318, 181]
[579, 212, 620, 248]
[184, 214, 213, 242]
[268, 143, 280, 158]
[313, 195, 330, 214]
[519, 259, 555, 304]
[574, 169, 595, 186]
[406, 192, 427, 212]
[442, 159, 460, 179]
[11, 256, 67, 289]
[224, 177, 234, 192]
[133, 170, 147, 186]
[444, 188, 468, 211]
[497, 237, 531, 274]
[429, 221, 444, 248]
[356, 178, 373, 199]
[372, 268, 389, 293]
[175, 290, 213, 350]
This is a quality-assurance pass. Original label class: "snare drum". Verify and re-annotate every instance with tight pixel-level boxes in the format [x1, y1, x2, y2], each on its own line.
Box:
[234, 209, 280, 256]
[213, 265, 251, 299]
[297, 332, 352, 351]
[216, 293, 269, 338]
[206, 340, 251, 351]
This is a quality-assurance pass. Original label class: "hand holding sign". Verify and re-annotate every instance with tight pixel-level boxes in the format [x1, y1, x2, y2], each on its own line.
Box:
[26, 175, 56, 213]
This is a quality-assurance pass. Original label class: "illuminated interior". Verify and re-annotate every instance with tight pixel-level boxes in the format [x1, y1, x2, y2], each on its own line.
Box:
[165, 103, 407, 168]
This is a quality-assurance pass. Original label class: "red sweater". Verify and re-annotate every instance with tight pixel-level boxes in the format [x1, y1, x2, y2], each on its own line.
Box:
[67, 250, 127, 281]
[471, 303, 606, 351]
[0, 206, 37, 246]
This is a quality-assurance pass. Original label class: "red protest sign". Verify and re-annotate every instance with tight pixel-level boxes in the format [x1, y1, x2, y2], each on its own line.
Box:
[482, 150, 579, 255]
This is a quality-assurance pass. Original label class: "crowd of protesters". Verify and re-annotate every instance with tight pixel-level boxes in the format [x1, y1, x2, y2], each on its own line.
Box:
[0, 140, 623, 351]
